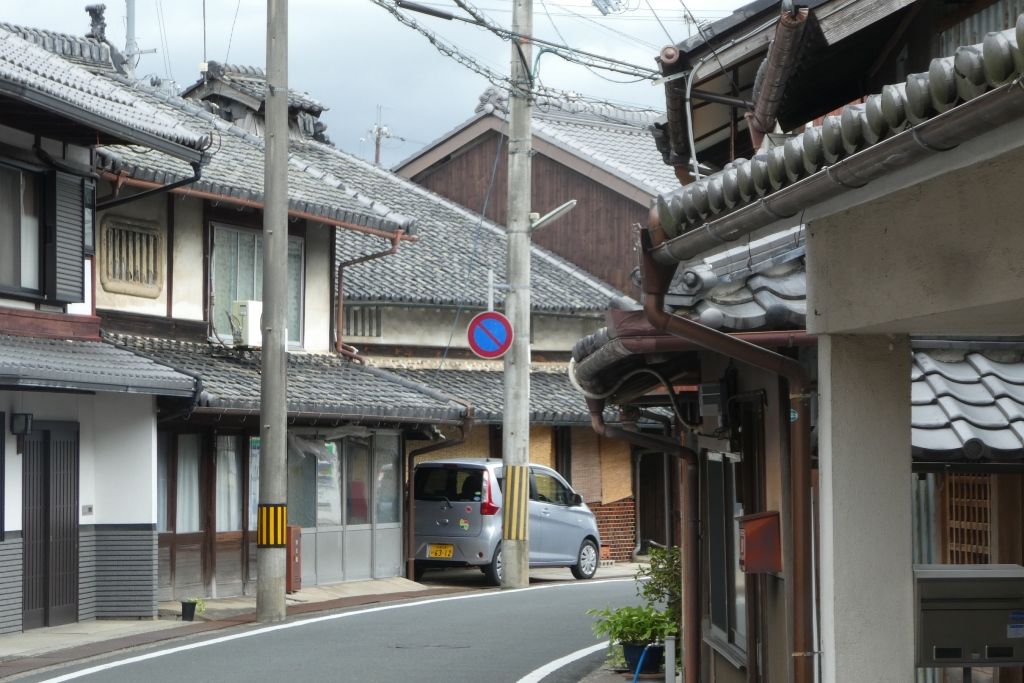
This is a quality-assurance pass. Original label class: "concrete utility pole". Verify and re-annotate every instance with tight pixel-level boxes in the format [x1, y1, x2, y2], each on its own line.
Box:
[501, 0, 533, 590]
[257, 0, 288, 623]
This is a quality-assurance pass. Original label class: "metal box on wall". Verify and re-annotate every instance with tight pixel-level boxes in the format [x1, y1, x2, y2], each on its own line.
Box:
[738, 511, 781, 574]
[915, 564, 1024, 667]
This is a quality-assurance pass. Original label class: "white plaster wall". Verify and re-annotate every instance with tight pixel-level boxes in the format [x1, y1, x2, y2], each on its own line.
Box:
[1, 393, 23, 533]
[303, 222, 333, 352]
[347, 305, 602, 352]
[91, 393, 156, 525]
[170, 196, 205, 321]
[95, 190, 168, 316]
[66, 259, 94, 317]
[818, 334, 913, 683]
[807, 144, 1024, 336]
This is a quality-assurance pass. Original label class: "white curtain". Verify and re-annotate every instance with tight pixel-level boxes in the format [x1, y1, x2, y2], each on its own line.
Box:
[216, 436, 243, 531]
[157, 433, 170, 532]
[176, 434, 201, 532]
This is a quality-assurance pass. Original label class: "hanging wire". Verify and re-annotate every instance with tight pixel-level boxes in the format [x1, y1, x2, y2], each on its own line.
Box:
[644, 0, 675, 44]
[537, 0, 646, 84]
[225, 0, 243, 64]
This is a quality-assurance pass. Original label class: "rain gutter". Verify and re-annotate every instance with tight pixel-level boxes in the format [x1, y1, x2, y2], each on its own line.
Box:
[747, 5, 810, 150]
[653, 75, 1024, 264]
[335, 232, 404, 354]
[640, 222, 815, 683]
[98, 162, 202, 211]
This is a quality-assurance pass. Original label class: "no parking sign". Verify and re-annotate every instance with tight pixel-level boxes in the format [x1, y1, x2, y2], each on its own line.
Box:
[467, 311, 514, 359]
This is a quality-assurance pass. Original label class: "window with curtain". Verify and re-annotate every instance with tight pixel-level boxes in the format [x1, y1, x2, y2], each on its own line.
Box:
[216, 435, 243, 532]
[0, 164, 41, 292]
[248, 437, 260, 531]
[211, 225, 303, 345]
[707, 454, 747, 654]
[374, 435, 400, 524]
[176, 434, 202, 533]
[346, 439, 371, 526]
[317, 442, 342, 527]
[287, 435, 317, 528]
[157, 432, 170, 532]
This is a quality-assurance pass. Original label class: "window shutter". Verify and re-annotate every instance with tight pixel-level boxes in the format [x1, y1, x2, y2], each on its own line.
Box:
[46, 171, 85, 303]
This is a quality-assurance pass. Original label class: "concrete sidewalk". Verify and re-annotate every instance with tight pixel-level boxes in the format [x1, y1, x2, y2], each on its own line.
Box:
[0, 562, 644, 680]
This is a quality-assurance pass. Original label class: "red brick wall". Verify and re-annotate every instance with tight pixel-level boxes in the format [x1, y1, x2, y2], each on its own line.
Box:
[591, 497, 636, 562]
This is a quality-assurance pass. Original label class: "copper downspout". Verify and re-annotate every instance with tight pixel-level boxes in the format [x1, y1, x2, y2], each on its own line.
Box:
[334, 232, 403, 354]
[747, 5, 809, 150]
[640, 217, 814, 683]
[588, 401, 701, 683]
[100, 172, 417, 242]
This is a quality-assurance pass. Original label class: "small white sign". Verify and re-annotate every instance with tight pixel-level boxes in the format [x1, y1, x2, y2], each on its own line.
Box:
[1007, 624, 1024, 639]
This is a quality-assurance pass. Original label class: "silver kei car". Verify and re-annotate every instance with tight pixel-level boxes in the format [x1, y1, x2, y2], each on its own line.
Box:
[413, 459, 601, 585]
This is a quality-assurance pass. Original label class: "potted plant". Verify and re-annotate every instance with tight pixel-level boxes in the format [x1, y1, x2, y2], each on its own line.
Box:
[181, 597, 205, 622]
[588, 604, 677, 674]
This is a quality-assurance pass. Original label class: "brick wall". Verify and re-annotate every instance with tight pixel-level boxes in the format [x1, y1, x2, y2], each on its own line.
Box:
[591, 497, 636, 562]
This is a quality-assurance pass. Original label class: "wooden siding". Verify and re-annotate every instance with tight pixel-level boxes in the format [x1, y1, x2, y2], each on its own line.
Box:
[412, 131, 648, 294]
[80, 525, 157, 620]
[0, 536, 23, 634]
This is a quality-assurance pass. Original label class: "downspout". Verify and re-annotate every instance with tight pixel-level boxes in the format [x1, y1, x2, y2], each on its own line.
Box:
[588, 400, 701, 683]
[334, 231, 403, 354]
[639, 217, 814, 683]
[747, 4, 809, 150]
[404, 400, 475, 581]
[98, 162, 203, 210]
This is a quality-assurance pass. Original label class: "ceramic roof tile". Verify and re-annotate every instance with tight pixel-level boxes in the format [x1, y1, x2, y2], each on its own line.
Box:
[969, 353, 1024, 383]
[0, 22, 115, 70]
[912, 403, 951, 429]
[923, 374, 995, 406]
[981, 375, 1024, 404]
[0, 334, 195, 396]
[936, 395, 1011, 429]
[108, 335, 465, 422]
[0, 28, 207, 152]
[915, 352, 984, 383]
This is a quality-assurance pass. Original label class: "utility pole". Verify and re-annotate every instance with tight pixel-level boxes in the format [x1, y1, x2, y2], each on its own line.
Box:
[501, 0, 532, 590]
[257, 0, 288, 623]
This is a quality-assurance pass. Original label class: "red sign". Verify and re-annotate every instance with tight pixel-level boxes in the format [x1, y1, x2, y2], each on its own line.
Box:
[467, 311, 514, 359]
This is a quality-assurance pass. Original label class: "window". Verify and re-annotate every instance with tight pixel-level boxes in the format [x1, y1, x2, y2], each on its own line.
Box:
[707, 454, 747, 653]
[532, 469, 573, 506]
[99, 217, 162, 297]
[346, 438, 371, 525]
[0, 164, 41, 293]
[344, 305, 382, 338]
[212, 225, 303, 345]
[215, 435, 243, 532]
[374, 435, 400, 524]
[176, 434, 202, 533]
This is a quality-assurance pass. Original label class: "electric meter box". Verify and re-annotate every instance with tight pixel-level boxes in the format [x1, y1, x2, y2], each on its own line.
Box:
[914, 564, 1024, 667]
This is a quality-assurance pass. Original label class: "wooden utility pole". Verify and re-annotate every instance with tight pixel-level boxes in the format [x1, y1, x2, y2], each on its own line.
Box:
[501, 0, 533, 590]
[257, 0, 288, 623]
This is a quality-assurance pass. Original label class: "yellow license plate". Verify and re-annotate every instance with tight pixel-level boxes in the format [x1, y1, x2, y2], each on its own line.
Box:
[427, 544, 454, 559]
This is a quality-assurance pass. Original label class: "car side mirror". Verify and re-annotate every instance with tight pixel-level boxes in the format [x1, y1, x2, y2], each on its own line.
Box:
[571, 493, 583, 506]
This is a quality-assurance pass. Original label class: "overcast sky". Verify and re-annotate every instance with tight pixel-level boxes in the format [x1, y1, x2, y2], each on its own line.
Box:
[3, 0, 743, 166]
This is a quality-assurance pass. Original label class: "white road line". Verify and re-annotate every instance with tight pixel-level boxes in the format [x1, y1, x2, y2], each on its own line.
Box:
[517, 641, 610, 683]
[38, 578, 633, 682]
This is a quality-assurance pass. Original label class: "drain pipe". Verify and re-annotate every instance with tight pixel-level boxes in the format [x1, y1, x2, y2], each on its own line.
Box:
[335, 231, 403, 354]
[639, 218, 814, 683]
[588, 400, 701, 683]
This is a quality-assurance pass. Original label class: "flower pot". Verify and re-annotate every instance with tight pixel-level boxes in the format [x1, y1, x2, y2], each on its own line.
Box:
[622, 642, 663, 674]
[181, 601, 197, 622]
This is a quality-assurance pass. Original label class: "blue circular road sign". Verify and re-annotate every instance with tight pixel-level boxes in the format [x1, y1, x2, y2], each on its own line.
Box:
[467, 311, 514, 359]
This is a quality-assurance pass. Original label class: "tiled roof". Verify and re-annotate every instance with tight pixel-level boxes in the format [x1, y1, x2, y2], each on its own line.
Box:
[655, 14, 1024, 243]
[475, 88, 680, 196]
[0, 334, 195, 397]
[913, 351, 1024, 461]
[109, 335, 466, 423]
[0, 28, 208, 153]
[186, 62, 327, 114]
[0, 22, 117, 71]
[384, 365, 599, 424]
[95, 79, 414, 234]
[291, 137, 620, 313]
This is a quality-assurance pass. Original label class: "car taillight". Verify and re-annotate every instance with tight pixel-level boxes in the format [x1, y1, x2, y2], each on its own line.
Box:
[480, 470, 500, 516]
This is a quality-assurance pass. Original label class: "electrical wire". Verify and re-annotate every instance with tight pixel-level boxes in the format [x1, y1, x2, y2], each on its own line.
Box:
[154, 0, 173, 80]
[538, 0, 643, 85]
[225, 0, 243, 64]
[644, 0, 675, 44]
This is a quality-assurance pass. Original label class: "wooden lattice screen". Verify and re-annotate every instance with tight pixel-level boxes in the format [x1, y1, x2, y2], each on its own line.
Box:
[942, 473, 992, 564]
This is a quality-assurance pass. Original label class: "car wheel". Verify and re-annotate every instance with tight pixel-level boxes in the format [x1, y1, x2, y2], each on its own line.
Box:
[570, 539, 599, 580]
[483, 545, 502, 586]
[413, 561, 425, 582]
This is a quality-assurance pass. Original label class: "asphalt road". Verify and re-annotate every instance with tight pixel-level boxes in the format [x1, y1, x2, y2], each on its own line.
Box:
[23, 578, 640, 683]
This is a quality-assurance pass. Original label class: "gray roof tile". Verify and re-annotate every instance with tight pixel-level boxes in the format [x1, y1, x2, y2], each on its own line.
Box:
[0, 334, 195, 396]
[0, 28, 208, 152]
[0, 22, 116, 71]
[109, 335, 465, 423]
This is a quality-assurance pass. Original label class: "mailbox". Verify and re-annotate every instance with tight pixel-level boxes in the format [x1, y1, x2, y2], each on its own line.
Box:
[737, 511, 781, 574]
[915, 564, 1024, 667]
[286, 525, 302, 594]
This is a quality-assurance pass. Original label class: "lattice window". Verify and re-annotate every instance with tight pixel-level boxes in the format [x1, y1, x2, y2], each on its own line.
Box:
[344, 305, 382, 338]
[943, 473, 991, 564]
[99, 217, 162, 298]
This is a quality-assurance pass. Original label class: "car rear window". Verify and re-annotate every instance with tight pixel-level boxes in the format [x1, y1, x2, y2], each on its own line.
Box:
[415, 466, 485, 502]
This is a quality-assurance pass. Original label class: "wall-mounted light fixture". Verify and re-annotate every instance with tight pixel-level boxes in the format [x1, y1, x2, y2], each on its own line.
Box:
[10, 413, 32, 436]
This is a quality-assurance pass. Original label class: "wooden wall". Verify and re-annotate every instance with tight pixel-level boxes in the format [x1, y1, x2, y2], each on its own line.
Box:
[412, 131, 649, 295]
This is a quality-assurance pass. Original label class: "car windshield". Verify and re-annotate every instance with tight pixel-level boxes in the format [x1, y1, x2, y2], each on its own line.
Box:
[415, 466, 485, 502]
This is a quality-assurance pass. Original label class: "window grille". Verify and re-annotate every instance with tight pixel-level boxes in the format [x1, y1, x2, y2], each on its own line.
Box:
[99, 217, 162, 298]
[943, 473, 991, 564]
[344, 305, 382, 338]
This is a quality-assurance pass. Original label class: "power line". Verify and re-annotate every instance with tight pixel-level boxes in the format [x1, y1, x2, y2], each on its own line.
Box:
[225, 0, 243, 63]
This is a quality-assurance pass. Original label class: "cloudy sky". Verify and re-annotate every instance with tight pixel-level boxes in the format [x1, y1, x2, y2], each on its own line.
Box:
[3, 0, 743, 166]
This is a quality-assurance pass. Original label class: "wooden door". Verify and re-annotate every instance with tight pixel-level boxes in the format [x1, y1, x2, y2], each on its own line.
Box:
[22, 423, 79, 629]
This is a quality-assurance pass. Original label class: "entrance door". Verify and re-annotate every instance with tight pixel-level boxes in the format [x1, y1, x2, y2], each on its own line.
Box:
[23, 423, 79, 630]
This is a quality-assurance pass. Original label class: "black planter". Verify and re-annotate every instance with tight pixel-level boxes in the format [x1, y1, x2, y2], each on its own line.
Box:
[181, 601, 197, 622]
[622, 642, 663, 674]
